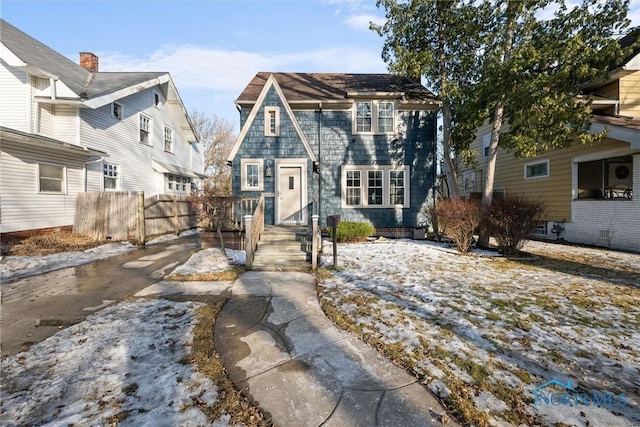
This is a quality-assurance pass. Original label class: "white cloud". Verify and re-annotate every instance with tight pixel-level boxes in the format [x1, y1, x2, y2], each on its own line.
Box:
[345, 14, 386, 31]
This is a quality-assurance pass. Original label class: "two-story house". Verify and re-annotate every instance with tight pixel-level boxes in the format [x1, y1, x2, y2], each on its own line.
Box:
[0, 19, 204, 235]
[461, 31, 639, 252]
[226, 72, 440, 233]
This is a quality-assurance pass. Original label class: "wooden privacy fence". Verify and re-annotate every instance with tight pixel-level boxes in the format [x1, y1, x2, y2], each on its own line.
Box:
[74, 191, 197, 244]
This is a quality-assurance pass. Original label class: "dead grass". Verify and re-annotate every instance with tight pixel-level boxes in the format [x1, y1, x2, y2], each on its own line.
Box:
[169, 295, 272, 426]
[166, 266, 245, 282]
[1, 232, 105, 257]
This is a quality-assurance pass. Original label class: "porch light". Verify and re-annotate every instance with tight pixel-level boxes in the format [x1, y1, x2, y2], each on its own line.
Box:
[265, 165, 273, 177]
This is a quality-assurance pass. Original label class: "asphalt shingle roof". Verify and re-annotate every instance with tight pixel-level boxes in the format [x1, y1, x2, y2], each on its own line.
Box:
[237, 72, 438, 104]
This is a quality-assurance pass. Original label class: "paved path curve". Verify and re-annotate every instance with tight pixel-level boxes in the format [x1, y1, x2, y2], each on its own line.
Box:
[215, 271, 458, 427]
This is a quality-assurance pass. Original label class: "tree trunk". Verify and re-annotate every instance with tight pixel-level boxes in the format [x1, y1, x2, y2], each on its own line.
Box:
[441, 100, 460, 199]
[477, 0, 517, 248]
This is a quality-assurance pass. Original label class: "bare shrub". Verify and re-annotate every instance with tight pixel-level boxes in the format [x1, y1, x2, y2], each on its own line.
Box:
[487, 195, 547, 256]
[435, 199, 481, 252]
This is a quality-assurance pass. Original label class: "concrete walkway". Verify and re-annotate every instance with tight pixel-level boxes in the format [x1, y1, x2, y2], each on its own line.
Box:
[214, 271, 458, 427]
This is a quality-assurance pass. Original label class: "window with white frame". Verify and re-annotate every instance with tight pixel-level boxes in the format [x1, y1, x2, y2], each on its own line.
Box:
[103, 163, 119, 190]
[166, 174, 191, 193]
[345, 170, 362, 206]
[342, 165, 410, 208]
[164, 126, 174, 152]
[524, 159, 549, 179]
[139, 114, 151, 144]
[112, 102, 123, 120]
[482, 134, 491, 157]
[240, 158, 264, 191]
[38, 163, 66, 193]
[367, 170, 383, 205]
[354, 101, 395, 134]
[264, 107, 280, 136]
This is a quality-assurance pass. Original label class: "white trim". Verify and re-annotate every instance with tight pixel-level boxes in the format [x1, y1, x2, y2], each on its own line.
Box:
[524, 159, 550, 179]
[352, 100, 396, 135]
[227, 74, 317, 162]
[482, 134, 491, 158]
[264, 106, 280, 136]
[341, 165, 410, 208]
[240, 158, 264, 191]
[573, 147, 636, 163]
[589, 122, 640, 149]
[163, 125, 174, 153]
[275, 158, 308, 225]
[37, 162, 67, 194]
[103, 161, 121, 191]
[139, 113, 152, 145]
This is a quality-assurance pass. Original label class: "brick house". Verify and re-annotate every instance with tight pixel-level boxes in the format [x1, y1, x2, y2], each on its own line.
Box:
[226, 72, 440, 233]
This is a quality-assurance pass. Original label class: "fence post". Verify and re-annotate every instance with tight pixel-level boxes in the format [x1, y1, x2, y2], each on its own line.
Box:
[244, 215, 253, 267]
[311, 215, 319, 270]
[137, 192, 146, 247]
[173, 196, 179, 235]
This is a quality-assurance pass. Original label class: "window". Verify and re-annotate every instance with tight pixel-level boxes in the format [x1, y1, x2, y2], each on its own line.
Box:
[38, 163, 66, 193]
[342, 165, 410, 208]
[524, 160, 549, 179]
[139, 114, 151, 144]
[577, 155, 633, 200]
[112, 102, 123, 120]
[240, 158, 264, 191]
[462, 171, 476, 192]
[367, 170, 383, 205]
[378, 102, 394, 133]
[166, 174, 191, 193]
[164, 126, 174, 152]
[482, 134, 491, 157]
[354, 101, 396, 134]
[154, 91, 161, 107]
[355, 102, 372, 133]
[389, 170, 405, 205]
[345, 170, 362, 206]
[103, 163, 119, 190]
[264, 107, 280, 136]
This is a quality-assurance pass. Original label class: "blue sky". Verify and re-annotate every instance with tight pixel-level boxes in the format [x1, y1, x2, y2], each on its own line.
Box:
[3, 0, 640, 131]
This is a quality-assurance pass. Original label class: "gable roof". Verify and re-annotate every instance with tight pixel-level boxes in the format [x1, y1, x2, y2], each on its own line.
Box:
[236, 72, 439, 106]
[228, 74, 318, 162]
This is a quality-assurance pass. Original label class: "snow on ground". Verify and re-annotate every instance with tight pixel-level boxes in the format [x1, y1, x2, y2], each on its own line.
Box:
[0, 230, 200, 282]
[0, 298, 230, 426]
[318, 238, 640, 426]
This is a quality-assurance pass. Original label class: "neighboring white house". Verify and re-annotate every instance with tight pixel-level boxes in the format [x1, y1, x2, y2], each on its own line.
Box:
[0, 19, 205, 234]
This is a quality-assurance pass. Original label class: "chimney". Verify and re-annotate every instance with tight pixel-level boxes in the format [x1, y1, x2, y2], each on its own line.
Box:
[79, 52, 99, 72]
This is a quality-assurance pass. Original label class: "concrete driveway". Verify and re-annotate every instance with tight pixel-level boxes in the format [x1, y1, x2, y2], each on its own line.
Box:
[1, 236, 199, 357]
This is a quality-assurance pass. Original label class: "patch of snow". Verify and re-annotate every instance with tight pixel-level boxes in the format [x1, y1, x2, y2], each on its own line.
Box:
[146, 228, 199, 245]
[0, 299, 230, 426]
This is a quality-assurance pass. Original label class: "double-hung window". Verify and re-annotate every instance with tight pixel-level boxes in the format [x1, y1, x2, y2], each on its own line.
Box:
[264, 107, 280, 136]
[38, 163, 66, 194]
[240, 158, 264, 191]
[103, 163, 119, 190]
[342, 166, 409, 208]
[354, 101, 395, 134]
[164, 126, 174, 153]
[139, 114, 151, 144]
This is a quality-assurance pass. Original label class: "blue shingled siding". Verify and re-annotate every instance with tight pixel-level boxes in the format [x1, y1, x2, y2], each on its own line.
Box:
[232, 87, 437, 228]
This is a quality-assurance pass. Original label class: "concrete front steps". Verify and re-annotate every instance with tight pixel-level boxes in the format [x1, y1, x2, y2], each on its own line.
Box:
[251, 225, 313, 271]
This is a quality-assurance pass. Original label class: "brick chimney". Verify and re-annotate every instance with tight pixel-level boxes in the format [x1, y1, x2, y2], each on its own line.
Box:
[79, 52, 99, 72]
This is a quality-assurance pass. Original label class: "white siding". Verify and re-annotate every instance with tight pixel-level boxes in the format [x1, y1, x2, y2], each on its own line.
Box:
[80, 87, 196, 196]
[0, 59, 30, 131]
[38, 104, 54, 137]
[53, 105, 80, 144]
[566, 154, 640, 252]
[0, 141, 86, 232]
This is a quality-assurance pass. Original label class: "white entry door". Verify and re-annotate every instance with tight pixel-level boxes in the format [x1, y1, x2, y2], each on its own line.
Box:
[278, 166, 303, 224]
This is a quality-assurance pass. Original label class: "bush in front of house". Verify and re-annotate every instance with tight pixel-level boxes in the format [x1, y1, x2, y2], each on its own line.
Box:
[487, 195, 547, 257]
[434, 199, 481, 253]
[329, 221, 376, 242]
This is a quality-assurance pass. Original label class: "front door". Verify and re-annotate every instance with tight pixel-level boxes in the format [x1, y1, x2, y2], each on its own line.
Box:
[278, 166, 303, 224]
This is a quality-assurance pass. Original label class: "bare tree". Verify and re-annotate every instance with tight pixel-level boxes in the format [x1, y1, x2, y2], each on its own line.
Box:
[190, 110, 235, 195]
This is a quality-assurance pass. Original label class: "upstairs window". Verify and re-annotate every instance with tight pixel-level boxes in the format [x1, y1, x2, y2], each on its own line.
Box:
[38, 163, 66, 194]
[139, 114, 151, 144]
[264, 107, 280, 136]
[482, 134, 491, 157]
[354, 101, 395, 134]
[112, 102, 123, 120]
[103, 163, 119, 190]
[164, 126, 174, 153]
[154, 91, 162, 107]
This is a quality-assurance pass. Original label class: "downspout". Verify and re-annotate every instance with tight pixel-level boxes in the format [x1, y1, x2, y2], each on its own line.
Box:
[317, 102, 322, 220]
